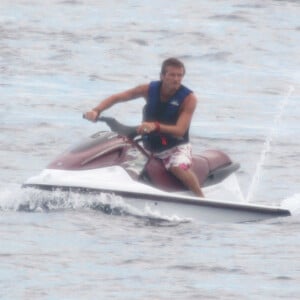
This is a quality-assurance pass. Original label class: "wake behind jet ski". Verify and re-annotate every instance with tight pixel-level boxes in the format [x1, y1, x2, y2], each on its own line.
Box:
[23, 117, 291, 222]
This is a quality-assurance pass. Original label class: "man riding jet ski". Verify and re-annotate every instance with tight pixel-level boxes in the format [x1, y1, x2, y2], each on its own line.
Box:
[85, 58, 204, 197]
[22, 58, 291, 222]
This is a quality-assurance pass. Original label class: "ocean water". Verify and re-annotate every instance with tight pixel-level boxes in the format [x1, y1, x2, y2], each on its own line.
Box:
[1, 0, 300, 299]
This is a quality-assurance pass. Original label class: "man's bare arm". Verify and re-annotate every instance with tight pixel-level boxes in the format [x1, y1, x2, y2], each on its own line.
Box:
[84, 84, 149, 121]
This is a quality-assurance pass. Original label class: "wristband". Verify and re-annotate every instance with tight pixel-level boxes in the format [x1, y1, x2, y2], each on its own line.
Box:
[154, 121, 160, 132]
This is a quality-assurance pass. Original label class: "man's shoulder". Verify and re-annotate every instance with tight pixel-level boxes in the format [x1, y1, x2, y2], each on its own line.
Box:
[184, 91, 197, 103]
[175, 85, 194, 104]
[180, 84, 193, 95]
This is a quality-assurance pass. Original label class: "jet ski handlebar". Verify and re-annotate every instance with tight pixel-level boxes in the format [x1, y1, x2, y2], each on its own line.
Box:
[83, 114, 140, 139]
[84, 116, 138, 139]
[96, 117, 138, 139]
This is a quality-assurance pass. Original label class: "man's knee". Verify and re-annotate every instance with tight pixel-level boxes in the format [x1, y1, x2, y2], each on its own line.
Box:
[169, 164, 189, 174]
[169, 165, 189, 180]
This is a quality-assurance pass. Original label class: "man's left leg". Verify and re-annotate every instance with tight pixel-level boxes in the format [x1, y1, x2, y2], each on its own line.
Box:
[169, 166, 204, 198]
[156, 143, 204, 198]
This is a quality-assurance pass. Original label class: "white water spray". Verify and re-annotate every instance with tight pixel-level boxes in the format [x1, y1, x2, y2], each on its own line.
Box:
[246, 85, 294, 202]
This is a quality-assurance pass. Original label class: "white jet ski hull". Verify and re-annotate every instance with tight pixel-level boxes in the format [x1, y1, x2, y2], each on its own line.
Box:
[23, 166, 291, 223]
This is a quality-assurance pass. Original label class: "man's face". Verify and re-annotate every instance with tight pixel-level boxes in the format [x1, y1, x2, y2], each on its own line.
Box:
[161, 66, 184, 91]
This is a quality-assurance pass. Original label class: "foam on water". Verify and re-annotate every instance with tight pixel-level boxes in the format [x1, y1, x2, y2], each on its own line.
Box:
[281, 193, 300, 215]
[0, 184, 191, 223]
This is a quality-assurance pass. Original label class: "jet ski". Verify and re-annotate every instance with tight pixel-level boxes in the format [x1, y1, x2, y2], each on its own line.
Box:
[23, 117, 291, 222]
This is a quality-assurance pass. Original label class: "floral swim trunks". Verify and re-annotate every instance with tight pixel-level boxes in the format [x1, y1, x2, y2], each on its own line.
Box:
[154, 143, 192, 170]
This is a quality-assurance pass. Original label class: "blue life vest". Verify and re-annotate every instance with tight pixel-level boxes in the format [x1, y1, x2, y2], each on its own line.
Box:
[143, 80, 192, 152]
